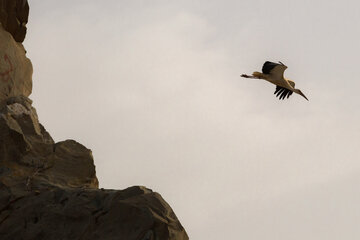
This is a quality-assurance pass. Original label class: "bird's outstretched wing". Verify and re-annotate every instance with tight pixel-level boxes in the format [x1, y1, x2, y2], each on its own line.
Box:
[262, 61, 287, 79]
[274, 86, 293, 100]
[287, 79, 295, 88]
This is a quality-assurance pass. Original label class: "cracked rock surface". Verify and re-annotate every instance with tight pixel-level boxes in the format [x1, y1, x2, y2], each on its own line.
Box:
[0, 1, 188, 239]
[0, 97, 188, 240]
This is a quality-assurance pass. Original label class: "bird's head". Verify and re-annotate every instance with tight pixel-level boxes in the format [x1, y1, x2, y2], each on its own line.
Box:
[294, 89, 308, 101]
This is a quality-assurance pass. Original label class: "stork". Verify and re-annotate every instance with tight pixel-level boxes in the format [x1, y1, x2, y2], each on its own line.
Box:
[241, 61, 308, 100]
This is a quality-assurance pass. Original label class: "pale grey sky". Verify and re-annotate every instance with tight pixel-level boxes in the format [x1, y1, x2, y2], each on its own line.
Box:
[26, 1, 360, 239]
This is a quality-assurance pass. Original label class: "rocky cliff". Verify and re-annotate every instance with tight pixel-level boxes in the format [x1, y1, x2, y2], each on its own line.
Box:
[0, 2, 188, 240]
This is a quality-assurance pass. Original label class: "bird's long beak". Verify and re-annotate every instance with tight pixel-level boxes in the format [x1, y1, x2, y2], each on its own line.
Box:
[298, 90, 309, 101]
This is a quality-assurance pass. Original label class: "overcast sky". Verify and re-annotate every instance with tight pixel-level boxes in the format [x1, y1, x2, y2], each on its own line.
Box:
[25, 1, 360, 239]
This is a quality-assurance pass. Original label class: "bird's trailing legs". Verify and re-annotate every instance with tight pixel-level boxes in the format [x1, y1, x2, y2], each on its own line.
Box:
[240, 74, 257, 79]
[241, 71, 266, 80]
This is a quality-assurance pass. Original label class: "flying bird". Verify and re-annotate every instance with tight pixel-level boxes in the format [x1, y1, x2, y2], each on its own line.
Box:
[241, 61, 308, 100]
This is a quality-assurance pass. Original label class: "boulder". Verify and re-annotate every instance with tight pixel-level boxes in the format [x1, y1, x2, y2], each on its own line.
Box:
[0, 186, 188, 240]
[0, 97, 188, 240]
[0, 96, 99, 189]
[0, 1, 188, 239]
[0, 0, 29, 43]
[0, 25, 32, 104]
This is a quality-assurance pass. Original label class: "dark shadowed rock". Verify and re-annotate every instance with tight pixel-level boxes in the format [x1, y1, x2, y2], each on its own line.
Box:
[0, 96, 98, 190]
[0, 1, 188, 239]
[0, 0, 29, 42]
[0, 96, 188, 240]
[0, 185, 188, 240]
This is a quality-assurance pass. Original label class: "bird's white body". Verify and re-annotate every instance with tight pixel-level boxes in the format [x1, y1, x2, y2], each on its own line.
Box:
[241, 61, 308, 100]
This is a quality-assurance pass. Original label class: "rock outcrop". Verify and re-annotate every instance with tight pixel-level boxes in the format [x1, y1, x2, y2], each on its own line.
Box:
[0, 23, 32, 105]
[0, 1, 188, 239]
[0, 0, 29, 43]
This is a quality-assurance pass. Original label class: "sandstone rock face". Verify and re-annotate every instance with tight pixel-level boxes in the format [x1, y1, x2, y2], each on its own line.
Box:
[0, 25, 32, 104]
[0, 96, 99, 190]
[0, 2, 188, 238]
[0, 0, 29, 43]
[0, 97, 188, 240]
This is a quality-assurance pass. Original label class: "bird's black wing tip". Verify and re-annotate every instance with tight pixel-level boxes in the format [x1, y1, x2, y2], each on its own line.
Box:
[274, 86, 293, 100]
[262, 61, 279, 74]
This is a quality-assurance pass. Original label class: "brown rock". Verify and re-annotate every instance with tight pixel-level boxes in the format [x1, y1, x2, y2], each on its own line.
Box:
[0, 186, 188, 240]
[43, 140, 99, 189]
[0, 1, 188, 239]
[0, 96, 98, 189]
[0, 25, 32, 104]
[0, 0, 29, 43]
[0, 93, 188, 240]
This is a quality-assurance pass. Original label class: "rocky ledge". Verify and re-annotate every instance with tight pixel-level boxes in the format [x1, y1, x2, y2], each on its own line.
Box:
[0, 1, 188, 239]
[0, 97, 188, 240]
[0, 0, 29, 43]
